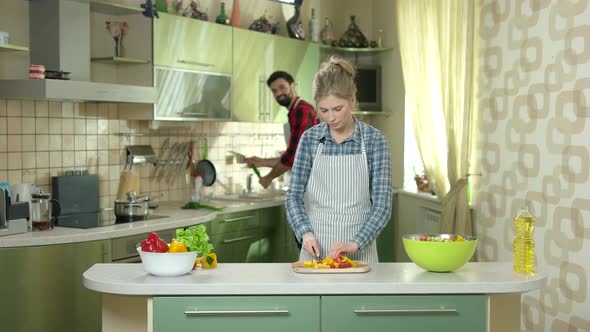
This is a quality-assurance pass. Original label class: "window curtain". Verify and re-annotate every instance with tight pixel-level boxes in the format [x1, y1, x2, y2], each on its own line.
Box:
[396, 0, 479, 235]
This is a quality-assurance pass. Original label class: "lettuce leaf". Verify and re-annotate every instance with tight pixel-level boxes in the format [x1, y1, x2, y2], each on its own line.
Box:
[174, 225, 213, 256]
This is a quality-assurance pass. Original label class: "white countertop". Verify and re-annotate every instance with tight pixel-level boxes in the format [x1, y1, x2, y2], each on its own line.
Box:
[0, 198, 285, 248]
[83, 262, 546, 296]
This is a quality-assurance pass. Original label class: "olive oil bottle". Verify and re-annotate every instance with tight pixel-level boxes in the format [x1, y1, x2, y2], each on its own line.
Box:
[513, 207, 536, 274]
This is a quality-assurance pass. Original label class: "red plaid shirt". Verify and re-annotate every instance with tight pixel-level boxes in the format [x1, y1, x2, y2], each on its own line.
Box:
[280, 97, 318, 168]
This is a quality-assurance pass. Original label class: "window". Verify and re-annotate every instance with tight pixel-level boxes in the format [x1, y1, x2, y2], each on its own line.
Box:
[403, 96, 447, 193]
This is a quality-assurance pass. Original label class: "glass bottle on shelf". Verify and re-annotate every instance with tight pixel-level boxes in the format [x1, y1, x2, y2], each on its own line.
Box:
[286, 3, 305, 40]
[309, 8, 319, 42]
[320, 17, 334, 45]
[215, 2, 229, 25]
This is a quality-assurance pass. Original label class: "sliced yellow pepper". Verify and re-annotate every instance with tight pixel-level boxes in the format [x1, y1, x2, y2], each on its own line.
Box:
[168, 241, 188, 253]
[202, 253, 218, 269]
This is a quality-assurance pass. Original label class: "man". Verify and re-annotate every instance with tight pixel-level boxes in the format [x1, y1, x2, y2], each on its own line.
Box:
[246, 71, 318, 189]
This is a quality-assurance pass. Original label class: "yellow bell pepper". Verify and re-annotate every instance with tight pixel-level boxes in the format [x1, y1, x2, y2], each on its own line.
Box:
[168, 241, 188, 253]
[202, 253, 218, 269]
[194, 256, 202, 269]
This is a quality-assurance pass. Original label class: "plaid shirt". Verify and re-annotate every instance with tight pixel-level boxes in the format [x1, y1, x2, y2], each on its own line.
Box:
[280, 97, 318, 167]
[286, 119, 393, 249]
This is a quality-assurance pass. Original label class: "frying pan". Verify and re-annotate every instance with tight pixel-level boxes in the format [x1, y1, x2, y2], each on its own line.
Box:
[196, 138, 216, 186]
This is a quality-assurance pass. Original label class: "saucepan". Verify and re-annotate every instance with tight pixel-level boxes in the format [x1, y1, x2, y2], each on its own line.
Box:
[196, 138, 217, 186]
[114, 193, 162, 221]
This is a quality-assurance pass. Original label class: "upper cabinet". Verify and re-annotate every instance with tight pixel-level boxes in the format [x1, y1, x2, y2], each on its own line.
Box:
[154, 13, 233, 74]
[90, 1, 153, 87]
[232, 28, 319, 123]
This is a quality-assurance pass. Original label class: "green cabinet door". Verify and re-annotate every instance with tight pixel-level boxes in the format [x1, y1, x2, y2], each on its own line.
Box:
[210, 210, 259, 235]
[270, 205, 300, 263]
[232, 28, 276, 122]
[153, 296, 320, 332]
[271, 37, 319, 124]
[232, 29, 319, 123]
[154, 13, 232, 73]
[376, 195, 397, 262]
[322, 295, 487, 332]
[0, 240, 108, 332]
[258, 206, 281, 262]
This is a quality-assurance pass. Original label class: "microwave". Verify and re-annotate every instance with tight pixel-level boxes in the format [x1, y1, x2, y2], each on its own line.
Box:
[154, 66, 232, 121]
[354, 65, 382, 112]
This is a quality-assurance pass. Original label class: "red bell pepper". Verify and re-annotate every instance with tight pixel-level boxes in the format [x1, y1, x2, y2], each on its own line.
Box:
[141, 232, 169, 253]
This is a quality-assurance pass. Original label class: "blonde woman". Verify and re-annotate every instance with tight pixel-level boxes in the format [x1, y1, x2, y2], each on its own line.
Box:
[286, 56, 393, 264]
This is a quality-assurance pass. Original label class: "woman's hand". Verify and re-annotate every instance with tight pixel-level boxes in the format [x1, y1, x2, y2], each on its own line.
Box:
[327, 241, 359, 258]
[301, 232, 321, 258]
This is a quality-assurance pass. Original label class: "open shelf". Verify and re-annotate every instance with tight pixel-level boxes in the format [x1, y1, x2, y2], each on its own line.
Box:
[0, 43, 29, 52]
[90, 0, 142, 16]
[91, 56, 151, 64]
[319, 45, 393, 53]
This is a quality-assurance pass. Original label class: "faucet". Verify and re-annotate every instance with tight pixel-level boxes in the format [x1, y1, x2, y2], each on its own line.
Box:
[244, 174, 255, 195]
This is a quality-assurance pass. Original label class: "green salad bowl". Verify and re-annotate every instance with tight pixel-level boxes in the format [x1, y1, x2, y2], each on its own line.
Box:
[402, 234, 477, 272]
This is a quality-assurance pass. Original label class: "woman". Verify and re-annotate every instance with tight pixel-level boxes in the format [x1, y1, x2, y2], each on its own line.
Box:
[286, 56, 392, 264]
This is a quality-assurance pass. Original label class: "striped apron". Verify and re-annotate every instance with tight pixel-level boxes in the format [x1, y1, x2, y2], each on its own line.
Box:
[299, 126, 378, 264]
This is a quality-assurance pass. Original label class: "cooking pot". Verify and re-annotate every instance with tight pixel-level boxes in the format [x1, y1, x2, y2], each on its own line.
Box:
[114, 193, 162, 221]
[114, 200, 149, 221]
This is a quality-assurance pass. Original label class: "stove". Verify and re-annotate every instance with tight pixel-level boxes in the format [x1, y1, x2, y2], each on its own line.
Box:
[98, 209, 168, 227]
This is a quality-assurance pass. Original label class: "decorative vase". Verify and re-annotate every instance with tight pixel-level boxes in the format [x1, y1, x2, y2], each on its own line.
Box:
[114, 45, 123, 57]
[338, 15, 368, 48]
[230, 0, 241, 27]
[286, 2, 305, 40]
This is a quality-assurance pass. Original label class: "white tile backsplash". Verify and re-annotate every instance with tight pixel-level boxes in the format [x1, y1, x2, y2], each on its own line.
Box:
[0, 99, 287, 209]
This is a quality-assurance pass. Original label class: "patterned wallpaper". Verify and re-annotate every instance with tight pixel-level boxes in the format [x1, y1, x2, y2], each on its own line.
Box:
[476, 0, 589, 330]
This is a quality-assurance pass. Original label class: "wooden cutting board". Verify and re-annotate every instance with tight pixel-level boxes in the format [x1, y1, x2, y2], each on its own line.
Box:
[291, 262, 371, 274]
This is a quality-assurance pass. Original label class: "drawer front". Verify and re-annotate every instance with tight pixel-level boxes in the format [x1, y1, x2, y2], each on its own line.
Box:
[153, 296, 320, 332]
[322, 295, 486, 332]
[210, 211, 259, 235]
[210, 230, 259, 263]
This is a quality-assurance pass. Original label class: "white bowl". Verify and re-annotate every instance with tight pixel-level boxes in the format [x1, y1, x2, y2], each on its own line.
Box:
[137, 248, 197, 277]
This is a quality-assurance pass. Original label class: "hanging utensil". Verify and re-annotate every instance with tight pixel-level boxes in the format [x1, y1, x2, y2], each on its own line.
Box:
[196, 138, 217, 186]
[151, 138, 169, 180]
[169, 142, 190, 185]
[158, 142, 178, 181]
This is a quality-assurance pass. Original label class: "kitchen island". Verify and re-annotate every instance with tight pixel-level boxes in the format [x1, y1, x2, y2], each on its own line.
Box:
[83, 262, 546, 332]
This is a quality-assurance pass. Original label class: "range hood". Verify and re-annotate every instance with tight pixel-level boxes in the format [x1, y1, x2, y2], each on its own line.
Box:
[0, 0, 156, 103]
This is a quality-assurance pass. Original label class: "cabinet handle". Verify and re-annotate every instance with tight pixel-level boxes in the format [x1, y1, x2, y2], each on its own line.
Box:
[354, 309, 457, 314]
[258, 79, 265, 121]
[176, 112, 209, 116]
[184, 309, 289, 316]
[222, 215, 255, 223]
[176, 60, 214, 67]
[223, 234, 257, 243]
